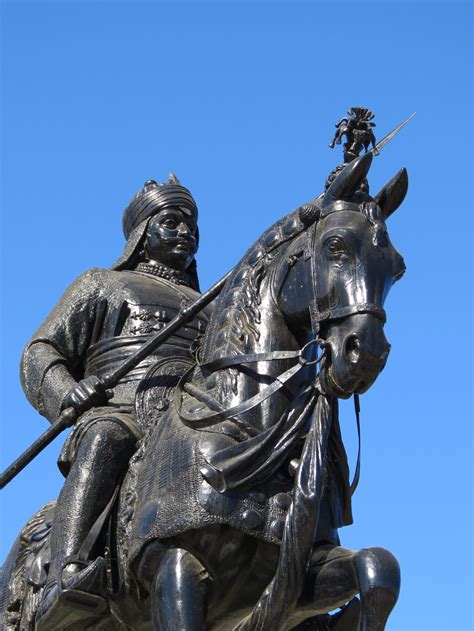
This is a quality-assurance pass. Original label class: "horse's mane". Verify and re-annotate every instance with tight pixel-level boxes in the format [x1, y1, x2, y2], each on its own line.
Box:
[201, 203, 316, 401]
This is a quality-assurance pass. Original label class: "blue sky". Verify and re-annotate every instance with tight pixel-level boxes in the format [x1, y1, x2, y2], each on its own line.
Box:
[1, 2, 472, 629]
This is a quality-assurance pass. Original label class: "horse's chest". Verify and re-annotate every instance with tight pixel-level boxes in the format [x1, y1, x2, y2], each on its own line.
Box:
[128, 411, 294, 565]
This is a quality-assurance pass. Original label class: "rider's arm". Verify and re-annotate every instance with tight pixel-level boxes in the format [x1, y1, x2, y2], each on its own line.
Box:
[20, 268, 108, 423]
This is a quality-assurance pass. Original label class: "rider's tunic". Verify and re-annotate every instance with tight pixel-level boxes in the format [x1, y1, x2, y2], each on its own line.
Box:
[20, 267, 212, 473]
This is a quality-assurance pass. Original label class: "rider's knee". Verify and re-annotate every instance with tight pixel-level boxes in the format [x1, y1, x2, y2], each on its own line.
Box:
[355, 547, 400, 594]
[78, 418, 137, 462]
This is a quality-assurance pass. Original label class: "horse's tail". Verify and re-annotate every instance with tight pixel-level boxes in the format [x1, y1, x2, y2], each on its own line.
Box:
[233, 393, 332, 631]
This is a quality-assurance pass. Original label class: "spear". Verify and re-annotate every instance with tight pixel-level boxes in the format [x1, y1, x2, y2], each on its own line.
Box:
[0, 270, 232, 489]
[372, 112, 416, 154]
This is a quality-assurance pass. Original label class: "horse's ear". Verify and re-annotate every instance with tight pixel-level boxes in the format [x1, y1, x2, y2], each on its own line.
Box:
[374, 168, 408, 219]
[168, 172, 181, 185]
[323, 152, 373, 204]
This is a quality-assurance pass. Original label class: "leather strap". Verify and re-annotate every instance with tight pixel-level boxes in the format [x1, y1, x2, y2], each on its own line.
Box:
[350, 394, 361, 496]
[177, 361, 306, 428]
[199, 349, 303, 372]
[317, 304, 386, 324]
[76, 483, 121, 562]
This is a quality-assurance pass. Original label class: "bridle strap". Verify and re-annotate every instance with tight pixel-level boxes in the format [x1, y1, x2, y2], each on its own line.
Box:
[177, 362, 303, 428]
[350, 393, 361, 496]
[307, 221, 362, 495]
[317, 304, 386, 324]
[176, 340, 324, 428]
[306, 217, 387, 330]
[199, 349, 302, 372]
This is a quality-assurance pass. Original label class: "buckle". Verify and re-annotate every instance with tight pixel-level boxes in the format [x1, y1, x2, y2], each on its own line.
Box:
[298, 338, 325, 366]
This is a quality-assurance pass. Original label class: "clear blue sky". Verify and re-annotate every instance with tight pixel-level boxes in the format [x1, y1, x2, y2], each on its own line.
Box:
[1, 2, 472, 630]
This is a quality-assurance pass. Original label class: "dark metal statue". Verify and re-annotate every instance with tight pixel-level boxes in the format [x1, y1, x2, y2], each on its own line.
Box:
[329, 107, 379, 162]
[0, 111, 412, 631]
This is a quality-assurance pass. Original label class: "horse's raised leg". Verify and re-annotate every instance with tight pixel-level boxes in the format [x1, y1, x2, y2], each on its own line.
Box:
[151, 548, 211, 631]
[302, 545, 400, 631]
[353, 547, 400, 631]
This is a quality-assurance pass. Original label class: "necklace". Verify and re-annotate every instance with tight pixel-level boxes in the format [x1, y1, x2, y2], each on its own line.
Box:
[135, 261, 192, 287]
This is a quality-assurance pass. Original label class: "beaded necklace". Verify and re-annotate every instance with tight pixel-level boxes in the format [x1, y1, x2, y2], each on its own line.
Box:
[134, 261, 192, 287]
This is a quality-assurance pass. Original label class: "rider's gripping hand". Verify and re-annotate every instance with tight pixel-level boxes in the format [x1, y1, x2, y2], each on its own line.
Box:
[61, 375, 113, 415]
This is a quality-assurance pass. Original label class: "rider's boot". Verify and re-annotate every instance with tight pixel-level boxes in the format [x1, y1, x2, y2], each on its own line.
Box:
[35, 557, 108, 630]
[35, 419, 137, 630]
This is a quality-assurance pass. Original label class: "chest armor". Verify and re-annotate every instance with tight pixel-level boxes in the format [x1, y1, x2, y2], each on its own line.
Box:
[85, 271, 209, 385]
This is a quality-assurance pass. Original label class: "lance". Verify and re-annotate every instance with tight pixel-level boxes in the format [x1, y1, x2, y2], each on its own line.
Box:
[0, 269, 233, 489]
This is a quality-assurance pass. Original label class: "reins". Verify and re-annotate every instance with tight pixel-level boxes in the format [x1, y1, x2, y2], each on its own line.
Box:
[176, 338, 326, 428]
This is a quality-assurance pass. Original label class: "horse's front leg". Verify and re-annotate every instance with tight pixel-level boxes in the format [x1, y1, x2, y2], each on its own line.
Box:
[302, 545, 400, 631]
[150, 548, 212, 631]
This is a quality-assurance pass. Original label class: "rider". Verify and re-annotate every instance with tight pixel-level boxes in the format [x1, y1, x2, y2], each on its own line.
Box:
[21, 174, 212, 629]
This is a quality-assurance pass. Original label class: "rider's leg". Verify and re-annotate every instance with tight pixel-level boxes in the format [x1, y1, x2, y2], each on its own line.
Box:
[48, 418, 137, 582]
[36, 417, 138, 629]
[151, 548, 212, 631]
[301, 545, 400, 631]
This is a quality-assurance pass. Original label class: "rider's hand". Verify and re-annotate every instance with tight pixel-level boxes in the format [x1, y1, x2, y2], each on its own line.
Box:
[61, 376, 112, 414]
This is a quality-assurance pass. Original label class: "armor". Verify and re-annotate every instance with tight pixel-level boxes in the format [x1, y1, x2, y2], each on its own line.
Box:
[22, 269, 208, 414]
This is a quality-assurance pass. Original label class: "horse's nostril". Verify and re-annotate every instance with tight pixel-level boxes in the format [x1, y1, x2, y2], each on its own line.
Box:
[345, 335, 361, 363]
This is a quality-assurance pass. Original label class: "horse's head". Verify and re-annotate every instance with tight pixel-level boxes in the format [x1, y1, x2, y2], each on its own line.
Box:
[312, 152, 407, 398]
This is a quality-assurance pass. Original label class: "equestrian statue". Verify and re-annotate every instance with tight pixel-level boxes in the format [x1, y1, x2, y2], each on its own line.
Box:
[0, 109, 412, 630]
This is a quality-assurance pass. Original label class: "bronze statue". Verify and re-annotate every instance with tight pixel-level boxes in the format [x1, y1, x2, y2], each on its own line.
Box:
[0, 110, 411, 630]
[329, 107, 379, 162]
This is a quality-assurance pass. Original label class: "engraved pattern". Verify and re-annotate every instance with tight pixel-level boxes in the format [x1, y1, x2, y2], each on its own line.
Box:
[202, 208, 307, 402]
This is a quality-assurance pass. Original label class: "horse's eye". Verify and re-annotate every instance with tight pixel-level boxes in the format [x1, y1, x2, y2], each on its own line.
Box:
[325, 237, 347, 255]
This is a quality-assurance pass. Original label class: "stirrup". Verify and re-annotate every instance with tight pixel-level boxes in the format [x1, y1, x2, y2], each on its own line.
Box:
[61, 556, 107, 594]
[35, 557, 108, 630]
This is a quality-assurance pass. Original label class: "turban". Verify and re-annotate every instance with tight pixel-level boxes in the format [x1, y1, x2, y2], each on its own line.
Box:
[111, 173, 200, 291]
[122, 174, 198, 240]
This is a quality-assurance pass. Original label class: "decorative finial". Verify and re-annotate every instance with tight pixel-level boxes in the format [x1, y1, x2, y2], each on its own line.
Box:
[325, 110, 415, 191]
[329, 107, 378, 163]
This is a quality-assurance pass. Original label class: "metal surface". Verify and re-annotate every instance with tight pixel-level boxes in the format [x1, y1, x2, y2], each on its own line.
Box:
[0, 111, 411, 630]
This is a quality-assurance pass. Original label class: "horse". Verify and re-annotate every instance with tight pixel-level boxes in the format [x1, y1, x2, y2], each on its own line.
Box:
[0, 151, 408, 630]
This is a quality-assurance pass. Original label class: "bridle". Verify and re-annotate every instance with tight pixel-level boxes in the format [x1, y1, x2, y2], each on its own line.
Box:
[306, 212, 387, 335]
[175, 217, 367, 494]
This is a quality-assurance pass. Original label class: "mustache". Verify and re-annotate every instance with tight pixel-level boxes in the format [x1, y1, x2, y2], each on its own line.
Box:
[165, 235, 198, 251]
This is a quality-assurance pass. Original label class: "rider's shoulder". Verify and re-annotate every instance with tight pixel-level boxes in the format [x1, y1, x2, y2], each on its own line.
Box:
[68, 267, 121, 292]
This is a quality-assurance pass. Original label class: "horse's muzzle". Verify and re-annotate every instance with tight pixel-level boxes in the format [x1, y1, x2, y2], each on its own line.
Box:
[319, 314, 390, 398]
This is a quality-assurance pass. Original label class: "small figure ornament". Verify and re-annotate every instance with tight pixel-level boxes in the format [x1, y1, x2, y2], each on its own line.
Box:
[329, 106, 379, 162]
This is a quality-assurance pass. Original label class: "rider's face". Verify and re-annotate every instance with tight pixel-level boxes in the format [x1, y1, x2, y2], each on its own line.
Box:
[144, 208, 198, 271]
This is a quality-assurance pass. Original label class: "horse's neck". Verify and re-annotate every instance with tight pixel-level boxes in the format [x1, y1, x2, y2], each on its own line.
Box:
[201, 232, 312, 429]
